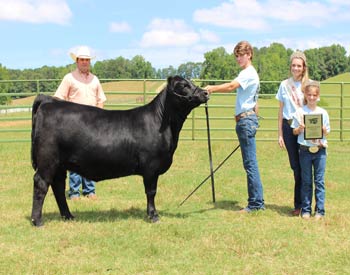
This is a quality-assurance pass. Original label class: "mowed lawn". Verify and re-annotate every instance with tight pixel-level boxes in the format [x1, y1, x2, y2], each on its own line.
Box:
[0, 139, 349, 274]
[0, 76, 350, 274]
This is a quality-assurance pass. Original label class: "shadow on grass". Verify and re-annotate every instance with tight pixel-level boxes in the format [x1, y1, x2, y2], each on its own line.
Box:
[213, 200, 241, 210]
[265, 204, 295, 217]
[173, 200, 241, 217]
[27, 206, 194, 225]
[26, 202, 294, 225]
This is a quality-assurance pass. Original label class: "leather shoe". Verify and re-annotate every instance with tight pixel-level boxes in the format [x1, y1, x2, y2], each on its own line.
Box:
[291, 208, 301, 216]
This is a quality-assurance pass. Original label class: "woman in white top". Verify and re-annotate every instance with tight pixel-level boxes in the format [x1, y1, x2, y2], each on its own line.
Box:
[275, 51, 309, 216]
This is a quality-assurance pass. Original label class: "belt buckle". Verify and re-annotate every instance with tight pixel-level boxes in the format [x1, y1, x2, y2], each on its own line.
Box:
[308, 146, 319, 153]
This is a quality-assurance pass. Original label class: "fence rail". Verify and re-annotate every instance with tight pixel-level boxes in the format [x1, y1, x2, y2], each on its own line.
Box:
[0, 79, 349, 143]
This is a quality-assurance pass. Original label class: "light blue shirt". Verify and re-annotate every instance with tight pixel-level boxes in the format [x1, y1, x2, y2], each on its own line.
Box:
[291, 105, 331, 147]
[234, 65, 259, 115]
[275, 78, 303, 120]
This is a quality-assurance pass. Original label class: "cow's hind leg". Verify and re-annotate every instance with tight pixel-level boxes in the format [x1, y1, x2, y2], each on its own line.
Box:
[143, 175, 159, 223]
[51, 170, 74, 221]
[31, 172, 49, 226]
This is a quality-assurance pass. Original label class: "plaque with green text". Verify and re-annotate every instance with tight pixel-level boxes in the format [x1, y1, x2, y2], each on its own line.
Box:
[304, 114, 323, 140]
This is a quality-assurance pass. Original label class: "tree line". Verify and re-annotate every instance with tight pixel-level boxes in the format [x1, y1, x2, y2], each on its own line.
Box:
[0, 43, 349, 103]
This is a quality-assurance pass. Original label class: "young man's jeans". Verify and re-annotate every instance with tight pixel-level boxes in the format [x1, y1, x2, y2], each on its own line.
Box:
[299, 148, 326, 216]
[68, 171, 96, 198]
[282, 119, 302, 209]
[235, 115, 264, 210]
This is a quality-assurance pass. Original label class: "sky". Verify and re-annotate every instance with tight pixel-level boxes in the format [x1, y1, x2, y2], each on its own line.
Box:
[1, 0, 350, 70]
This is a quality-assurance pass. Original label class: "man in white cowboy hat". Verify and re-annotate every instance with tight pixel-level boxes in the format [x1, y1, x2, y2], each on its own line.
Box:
[54, 45, 107, 200]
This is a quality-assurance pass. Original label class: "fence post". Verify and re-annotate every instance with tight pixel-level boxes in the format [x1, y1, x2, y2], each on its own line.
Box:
[191, 110, 195, 140]
[36, 80, 40, 94]
[143, 79, 146, 104]
[340, 82, 344, 142]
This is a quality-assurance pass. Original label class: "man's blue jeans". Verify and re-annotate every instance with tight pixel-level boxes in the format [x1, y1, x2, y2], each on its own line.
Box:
[235, 115, 264, 210]
[282, 119, 302, 209]
[68, 171, 96, 198]
[299, 148, 326, 216]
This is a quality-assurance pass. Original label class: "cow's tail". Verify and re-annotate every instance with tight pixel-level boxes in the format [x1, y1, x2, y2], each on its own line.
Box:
[31, 94, 52, 170]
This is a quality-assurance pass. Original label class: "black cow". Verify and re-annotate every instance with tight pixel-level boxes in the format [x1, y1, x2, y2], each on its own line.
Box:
[31, 76, 209, 226]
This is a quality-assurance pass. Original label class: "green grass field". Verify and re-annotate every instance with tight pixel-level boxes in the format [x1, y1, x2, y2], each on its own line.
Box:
[0, 75, 350, 274]
[1, 139, 349, 274]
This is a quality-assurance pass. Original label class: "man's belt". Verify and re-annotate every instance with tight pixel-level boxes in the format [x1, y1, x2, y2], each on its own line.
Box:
[235, 110, 255, 122]
[299, 144, 323, 153]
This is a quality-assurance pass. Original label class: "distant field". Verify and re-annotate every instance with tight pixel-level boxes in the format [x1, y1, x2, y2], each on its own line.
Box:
[1, 76, 350, 141]
[7, 80, 166, 106]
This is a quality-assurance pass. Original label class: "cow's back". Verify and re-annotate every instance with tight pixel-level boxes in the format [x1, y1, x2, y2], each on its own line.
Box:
[32, 99, 175, 181]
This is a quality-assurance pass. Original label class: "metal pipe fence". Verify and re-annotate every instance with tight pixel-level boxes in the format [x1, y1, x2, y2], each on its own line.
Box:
[0, 79, 349, 143]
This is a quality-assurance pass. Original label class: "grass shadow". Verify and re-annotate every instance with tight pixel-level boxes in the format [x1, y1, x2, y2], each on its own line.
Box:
[213, 200, 241, 210]
[174, 200, 241, 217]
[26, 205, 195, 225]
[265, 203, 294, 216]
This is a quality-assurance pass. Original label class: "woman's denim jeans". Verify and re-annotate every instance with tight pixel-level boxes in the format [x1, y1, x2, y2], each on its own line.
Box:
[282, 119, 302, 209]
[299, 148, 326, 215]
[235, 115, 264, 210]
[68, 171, 96, 198]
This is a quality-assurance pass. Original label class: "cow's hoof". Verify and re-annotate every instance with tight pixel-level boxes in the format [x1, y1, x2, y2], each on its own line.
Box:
[31, 219, 44, 227]
[150, 215, 160, 223]
[62, 215, 75, 221]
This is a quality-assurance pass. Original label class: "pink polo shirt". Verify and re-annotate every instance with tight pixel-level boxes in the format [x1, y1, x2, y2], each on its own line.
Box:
[54, 69, 106, 107]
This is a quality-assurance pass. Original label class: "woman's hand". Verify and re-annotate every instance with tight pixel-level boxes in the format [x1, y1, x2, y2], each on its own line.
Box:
[278, 135, 286, 149]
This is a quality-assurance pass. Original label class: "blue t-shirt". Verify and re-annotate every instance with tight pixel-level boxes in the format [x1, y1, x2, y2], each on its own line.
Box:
[291, 105, 331, 147]
[275, 78, 303, 120]
[234, 65, 259, 115]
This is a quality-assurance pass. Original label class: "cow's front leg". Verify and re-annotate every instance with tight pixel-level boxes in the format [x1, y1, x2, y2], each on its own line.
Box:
[143, 175, 159, 222]
[31, 172, 49, 226]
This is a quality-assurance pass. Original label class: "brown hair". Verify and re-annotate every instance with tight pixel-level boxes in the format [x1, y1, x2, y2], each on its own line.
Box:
[303, 80, 320, 105]
[234, 41, 254, 60]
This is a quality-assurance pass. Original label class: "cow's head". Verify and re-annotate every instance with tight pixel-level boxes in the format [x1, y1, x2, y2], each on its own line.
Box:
[167, 76, 209, 108]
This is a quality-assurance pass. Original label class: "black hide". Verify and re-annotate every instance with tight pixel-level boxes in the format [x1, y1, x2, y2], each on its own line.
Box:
[30, 76, 209, 226]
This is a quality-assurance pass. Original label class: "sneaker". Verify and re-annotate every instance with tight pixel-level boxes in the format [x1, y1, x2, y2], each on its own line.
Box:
[86, 193, 97, 200]
[291, 208, 301, 216]
[238, 207, 264, 213]
[301, 213, 311, 220]
[314, 213, 324, 220]
[238, 207, 251, 213]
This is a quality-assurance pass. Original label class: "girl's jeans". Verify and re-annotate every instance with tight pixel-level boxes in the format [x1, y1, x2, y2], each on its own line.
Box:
[299, 147, 326, 215]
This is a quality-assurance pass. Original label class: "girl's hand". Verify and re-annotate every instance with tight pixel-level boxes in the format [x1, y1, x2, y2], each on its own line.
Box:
[322, 126, 328, 136]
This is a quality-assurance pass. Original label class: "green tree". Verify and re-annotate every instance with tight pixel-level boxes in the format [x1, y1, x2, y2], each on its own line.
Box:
[200, 47, 238, 81]
[305, 45, 349, 81]
[0, 64, 11, 104]
[156, 66, 177, 79]
[130, 55, 155, 79]
[177, 62, 203, 79]
[255, 43, 292, 94]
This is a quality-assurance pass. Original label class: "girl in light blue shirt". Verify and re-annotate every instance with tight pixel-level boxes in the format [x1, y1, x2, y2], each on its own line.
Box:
[291, 80, 330, 220]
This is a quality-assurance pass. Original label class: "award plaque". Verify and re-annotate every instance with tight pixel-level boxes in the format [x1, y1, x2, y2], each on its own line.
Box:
[304, 114, 323, 140]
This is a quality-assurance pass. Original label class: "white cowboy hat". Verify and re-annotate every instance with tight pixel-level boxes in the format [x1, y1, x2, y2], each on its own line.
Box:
[70, 46, 95, 61]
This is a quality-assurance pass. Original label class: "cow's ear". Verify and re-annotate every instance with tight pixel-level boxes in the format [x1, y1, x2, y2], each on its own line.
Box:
[167, 76, 173, 84]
